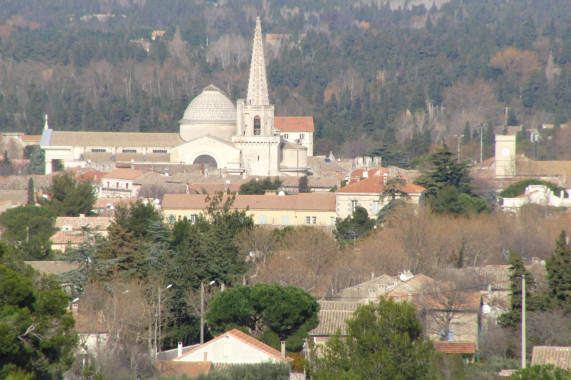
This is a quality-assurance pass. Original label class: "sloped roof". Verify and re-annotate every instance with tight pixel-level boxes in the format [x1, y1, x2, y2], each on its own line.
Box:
[336, 175, 425, 194]
[275, 117, 315, 132]
[156, 361, 212, 377]
[434, 341, 476, 354]
[310, 301, 362, 336]
[55, 216, 113, 231]
[50, 231, 88, 245]
[189, 183, 241, 194]
[162, 193, 336, 212]
[93, 197, 138, 209]
[176, 328, 291, 363]
[48, 131, 183, 147]
[531, 346, 571, 370]
[25, 260, 80, 275]
[76, 171, 106, 183]
[102, 168, 145, 180]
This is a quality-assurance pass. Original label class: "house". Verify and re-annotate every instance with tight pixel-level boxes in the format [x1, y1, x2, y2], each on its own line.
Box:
[385, 273, 482, 344]
[274, 117, 315, 156]
[92, 196, 138, 216]
[162, 193, 337, 228]
[501, 184, 571, 212]
[100, 168, 145, 198]
[50, 215, 113, 252]
[279, 176, 338, 194]
[335, 174, 425, 219]
[309, 301, 361, 347]
[172, 328, 292, 365]
[73, 311, 110, 357]
[332, 274, 399, 303]
[531, 346, 571, 370]
[434, 341, 477, 362]
[25, 260, 80, 294]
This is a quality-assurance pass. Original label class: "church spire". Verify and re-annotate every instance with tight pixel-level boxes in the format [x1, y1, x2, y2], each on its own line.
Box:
[247, 17, 269, 106]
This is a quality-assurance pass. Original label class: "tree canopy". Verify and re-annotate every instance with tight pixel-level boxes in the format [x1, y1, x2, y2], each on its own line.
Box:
[40, 172, 96, 217]
[206, 283, 319, 350]
[334, 206, 376, 245]
[312, 299, 436, 380]
[239, 178, 283, 195]
[0, 265, 77, 379]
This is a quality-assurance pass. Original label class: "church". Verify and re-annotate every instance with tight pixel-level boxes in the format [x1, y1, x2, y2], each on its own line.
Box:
[41, 17, 313, 177]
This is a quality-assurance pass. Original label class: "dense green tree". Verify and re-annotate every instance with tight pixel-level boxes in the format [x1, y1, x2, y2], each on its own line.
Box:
[499, 252, 535, 329]
[239, 178, 283, 195]
[0, 205, 55, 245]
[334, 206, 376, 245]
[312, 299, 436, 379]
[206, 283, 319, 348]
[510, 364, 571, 379]
[499, 180, 567, 199]
[545, 231, 571, 312]
[25, 146, 45, 175]
[27, 178, 35, 205]
[298, 176, 311, 193]
[0, 265, 77, 379]
[40, 172, 96, 217]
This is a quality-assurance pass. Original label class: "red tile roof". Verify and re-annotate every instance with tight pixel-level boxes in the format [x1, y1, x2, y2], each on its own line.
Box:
[177, 328, 291, 363]
[337, 175, 425, 194]
[156, 361, 212, 377]
[434, 341, 476, 354]
[275, 117, 315, 132]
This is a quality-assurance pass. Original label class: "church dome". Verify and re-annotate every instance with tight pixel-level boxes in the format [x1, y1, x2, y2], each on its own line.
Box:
[181, 85, 236, 124]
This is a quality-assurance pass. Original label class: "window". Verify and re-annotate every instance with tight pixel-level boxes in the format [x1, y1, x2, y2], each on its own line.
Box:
[351, 200, 358, 213]
[299, 134, 305, 140]
[258, 215, 267, 224]
[306, 216, 311, 225]
[330, 217, 336, 225]
[373, 200, 380, 213]
[254, 116, 261, 135]
[153, 149, 167, 154]
[122, 149, 137, 153]
[312, 216, 317, 225]
[281, 215, 290, 225]
[116, 182, 119, 188]
[189, 214, 197, 224]
[126, 183, 129, 189]
[283, 134, 289, 139]
[91, 148, 106, 153]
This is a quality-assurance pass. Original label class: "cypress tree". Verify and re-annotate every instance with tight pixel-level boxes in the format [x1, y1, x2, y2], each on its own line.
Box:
[546, 230, 571, 312]
[27, 178, 35, 205]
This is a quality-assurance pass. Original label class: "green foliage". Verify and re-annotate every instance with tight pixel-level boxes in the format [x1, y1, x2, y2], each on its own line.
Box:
[239, 178, 283, 195]
[40, 172, 96, 216]
[510, 364, 571, 379]
[27, 178, 35, 205]
[24, 146, 45, 175]
[499, 252, 535, 329]
[545, 231, 571, 312]
[0, 265, 77, 379]
[499, 180, 568, 199]
[415, 145, 488, 216]
[206, 283, 319, 345]
[0, 205, 55, 259]
[312, 299, 436, 379]
[334, 206, 376, 245]
[165, 363, 289, 380]
[298, 175, 311, 193]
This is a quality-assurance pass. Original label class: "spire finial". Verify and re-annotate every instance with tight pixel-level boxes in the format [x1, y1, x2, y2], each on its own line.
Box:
[246, 17, 269, 106]
[44, 114, 49, 130]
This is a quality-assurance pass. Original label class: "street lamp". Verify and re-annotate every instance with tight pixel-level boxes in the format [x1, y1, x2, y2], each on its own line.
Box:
[156, 284, 173, 354]
[200, 280, 216, 344]
[477, 124, 486, 163]
[453, 134, 464, 162]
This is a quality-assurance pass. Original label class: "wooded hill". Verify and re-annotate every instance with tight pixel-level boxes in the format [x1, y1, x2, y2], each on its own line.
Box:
[0, 0, 570, 164]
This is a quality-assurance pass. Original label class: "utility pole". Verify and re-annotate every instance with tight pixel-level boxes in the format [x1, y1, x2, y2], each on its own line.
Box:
[522, 274, 526, 369]
[200, 281, 205, 344]
[454, 134, 464, 162]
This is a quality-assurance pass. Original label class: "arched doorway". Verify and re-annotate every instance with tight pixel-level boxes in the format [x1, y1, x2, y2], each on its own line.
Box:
[193, 154, 218, 168]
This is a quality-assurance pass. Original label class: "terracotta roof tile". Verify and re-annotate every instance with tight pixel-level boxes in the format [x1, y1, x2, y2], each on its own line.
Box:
[434, 341, 476, 354]
[49, 131, 183, 147]
[25, 260, 80, 275]
[156, 361, 212, 377]
[55, 216, 113, 231]
[275, 117, 315, 132]
[336, 175, 425, 194]
[177, 328, 291, 363]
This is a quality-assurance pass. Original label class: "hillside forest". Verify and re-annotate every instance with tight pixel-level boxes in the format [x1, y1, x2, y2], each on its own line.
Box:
[0, 0, 571, 166]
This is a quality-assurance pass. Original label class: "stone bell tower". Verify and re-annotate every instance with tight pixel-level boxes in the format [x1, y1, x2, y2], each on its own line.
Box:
[233, 17, 280, 176]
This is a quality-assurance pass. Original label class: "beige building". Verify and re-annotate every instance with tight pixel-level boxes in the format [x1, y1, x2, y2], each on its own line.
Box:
[335, 174, 425, 219]
[40, 18, 312, 178]
[100, 168, 145, 198]
[162, 193, 337, 227]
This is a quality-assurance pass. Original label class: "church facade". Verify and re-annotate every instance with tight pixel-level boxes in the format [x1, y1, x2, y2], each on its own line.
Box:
[41, 17, 312, 177]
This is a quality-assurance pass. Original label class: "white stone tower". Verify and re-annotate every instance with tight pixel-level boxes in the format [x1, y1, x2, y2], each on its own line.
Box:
[234, 17, 280, 176]
[495, 134, 516, 178]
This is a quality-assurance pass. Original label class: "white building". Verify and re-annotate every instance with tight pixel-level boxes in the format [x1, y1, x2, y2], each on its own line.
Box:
[41, 18, 311, 177]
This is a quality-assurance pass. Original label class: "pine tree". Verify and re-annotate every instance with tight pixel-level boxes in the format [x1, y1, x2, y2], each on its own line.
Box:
[498, 251, 534, 329]
[546, 230, 571, 312]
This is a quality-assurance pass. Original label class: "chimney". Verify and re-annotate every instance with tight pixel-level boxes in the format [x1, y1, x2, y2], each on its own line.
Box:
[371, 271, 375, 280]
[280, 341, 286, 359]
[177, 341, 183, 357]
[203, 352, 208, 362]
